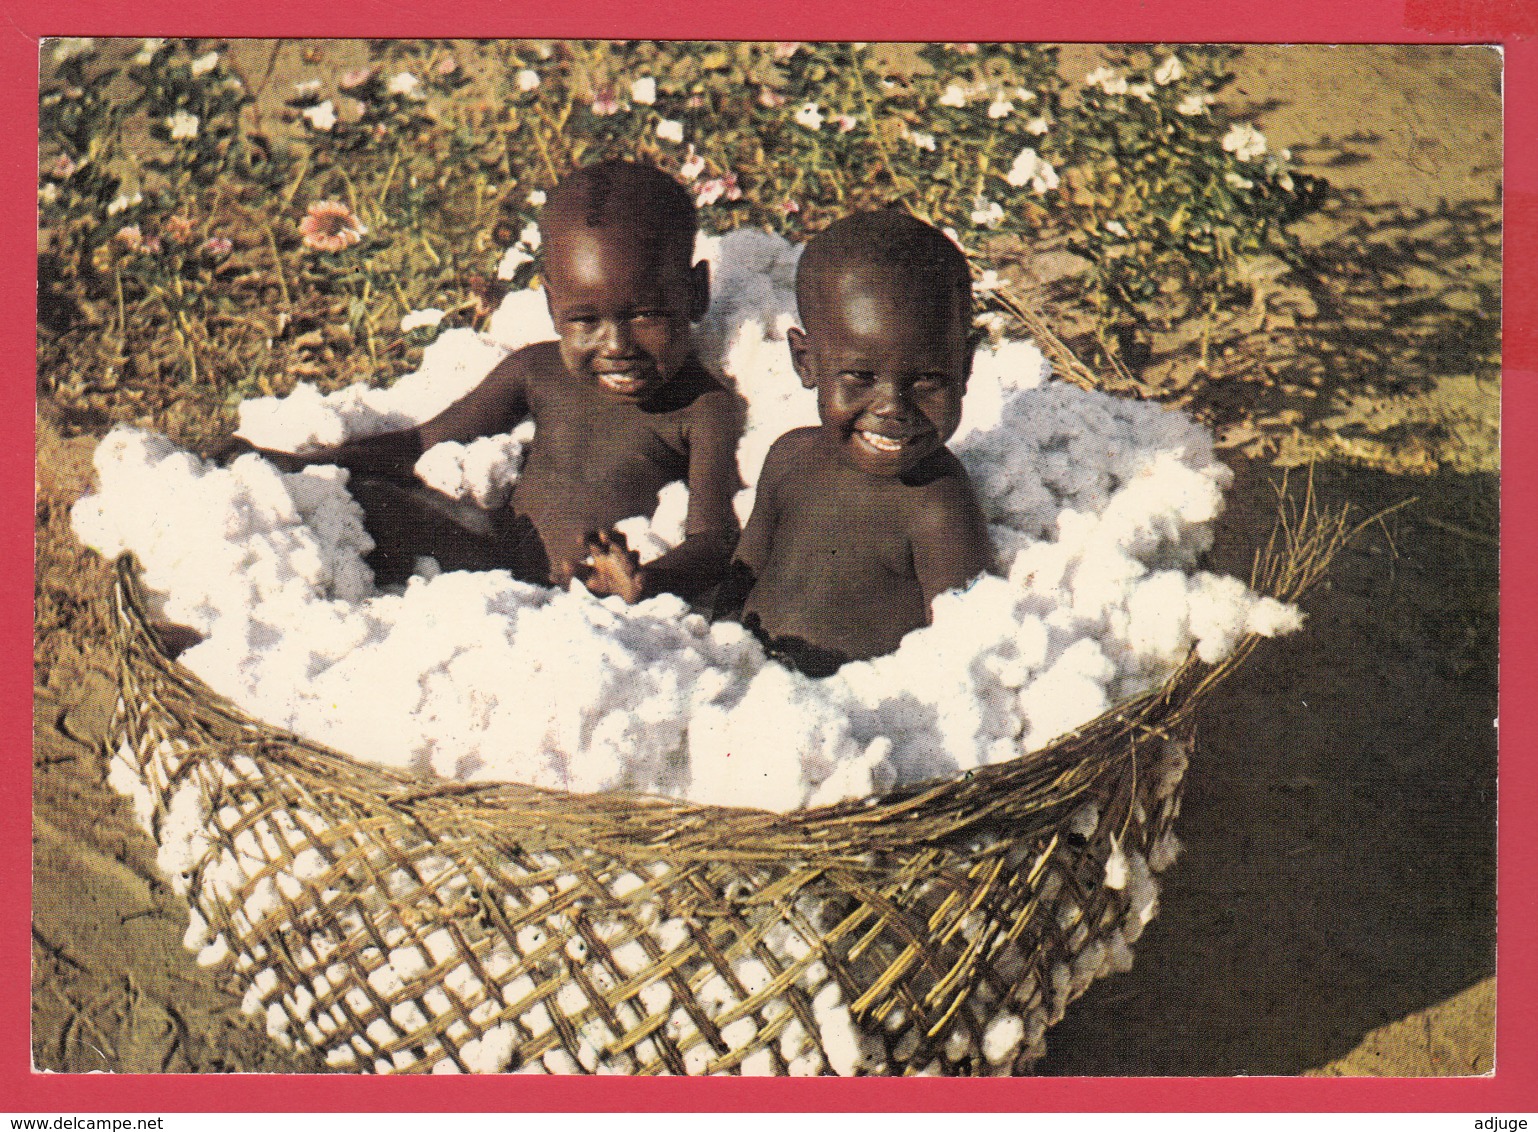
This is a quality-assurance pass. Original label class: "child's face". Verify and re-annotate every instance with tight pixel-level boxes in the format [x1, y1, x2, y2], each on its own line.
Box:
[544, 224, 708, 402]
[791, 273, 969, 478]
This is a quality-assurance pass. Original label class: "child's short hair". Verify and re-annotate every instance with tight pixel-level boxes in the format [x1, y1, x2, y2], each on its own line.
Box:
[795, 208, 973, 332]
[539, 159, 698, 264]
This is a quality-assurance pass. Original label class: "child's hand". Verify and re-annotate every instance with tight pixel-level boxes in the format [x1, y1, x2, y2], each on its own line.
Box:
[207, 435, 307, 473]
[577, 529, 647, 603]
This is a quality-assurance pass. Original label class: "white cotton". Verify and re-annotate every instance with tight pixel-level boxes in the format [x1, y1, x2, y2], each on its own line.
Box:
[83, 228, 1301, 819]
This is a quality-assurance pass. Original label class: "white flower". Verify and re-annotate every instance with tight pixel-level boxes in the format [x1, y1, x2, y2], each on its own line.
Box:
[1224, 171, 1254, 190]
[389, 72, 420, 97]
[190, 51, 220, 77]
[1014, 87, 1037, 102]
[527, 190, 547, 207]
[497, 245, 533, 280]
[794, 103, 824, 130]
[679, 146, 706, 182]
[976, 269, 1001, 293]
[630, 77, 657, 105]
[302, 101, 337, 131]
[133, 39, 165, 66]
[400, 308, 446, 333]
[1085, 66, 1128, 95]
[1222, 123, 1267, 162]
[656, 118, 684, 144]
[1277, 172, 1295, 192]
[1154, 56, 1185, 85]
[1005, 146, 1058, 194]
[1128, 82, 1154, 102]
[987, 98, 1013, 119]
[1105, 219, 1129, 238]
[38, 183, 60, 206]
[167, 110, 200, 141]
[294, 78, 322, 99]
[970, 197, 1004, 229]
[106, 192, 143, 217]
[1026, 116, 1050, 136]
[976, 310, 1008, 336]
[1177, 93, 1214, 116]
[939, 83, 969, 108]
[51, 38, 96, 65]
[517, 69, 540, 92]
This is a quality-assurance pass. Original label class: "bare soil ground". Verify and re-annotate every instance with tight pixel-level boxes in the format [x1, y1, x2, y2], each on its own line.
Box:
[31, 43, 1501, 1077]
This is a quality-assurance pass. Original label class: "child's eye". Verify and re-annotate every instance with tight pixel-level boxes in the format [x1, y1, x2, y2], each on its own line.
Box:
[913, 374, 948, 390]
[840, 371, 876, 384]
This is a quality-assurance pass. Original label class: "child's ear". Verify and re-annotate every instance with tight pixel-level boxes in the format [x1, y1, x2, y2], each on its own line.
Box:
[788, 327, 816, 389]
[689, 261, 710, 322]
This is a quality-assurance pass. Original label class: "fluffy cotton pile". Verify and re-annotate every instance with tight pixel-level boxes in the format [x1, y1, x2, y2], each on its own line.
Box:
[75, 229, 1300, 812]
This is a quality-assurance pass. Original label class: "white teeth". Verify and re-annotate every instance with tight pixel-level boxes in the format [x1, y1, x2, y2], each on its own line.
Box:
[860, 431, 903, 452]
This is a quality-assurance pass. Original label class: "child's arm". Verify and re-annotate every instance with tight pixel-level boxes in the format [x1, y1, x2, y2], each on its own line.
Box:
[910, 474, 993, 612]
[227, 349, 534, 476]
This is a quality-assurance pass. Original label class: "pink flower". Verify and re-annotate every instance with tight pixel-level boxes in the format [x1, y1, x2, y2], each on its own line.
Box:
[115, 225, 144, 252]
[781, 198, 801, 215]
[836, 113, 858, 133]
[695, 173, 741, 207]
[201, 236, 233, 258]
[758, 86, 787, 109]
[435, 56, 459, 77]
[773, 41, 802, 59]
[48, 154, 78, 180]
[162, 215, 195, 243]
[590, 88, 621, 116]
[299, 200, 367, 252]
[339, 66, 374, 90]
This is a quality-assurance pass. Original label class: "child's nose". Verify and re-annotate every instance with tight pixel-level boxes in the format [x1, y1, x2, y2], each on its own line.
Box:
[598, 319, 632, 354]
[872, 379, 915, 417]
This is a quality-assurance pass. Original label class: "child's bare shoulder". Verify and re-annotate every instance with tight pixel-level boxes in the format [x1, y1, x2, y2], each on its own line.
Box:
[900, 453, 989, 564]
[506, 339, 569, 390]
[759, 426, 823, 481]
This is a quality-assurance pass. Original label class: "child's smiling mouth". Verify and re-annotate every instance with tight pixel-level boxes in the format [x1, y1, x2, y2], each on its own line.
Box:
[594, 366, 652, 394]
[855, 427, 929, 454]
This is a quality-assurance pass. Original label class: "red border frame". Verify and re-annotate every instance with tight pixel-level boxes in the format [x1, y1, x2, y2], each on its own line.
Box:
[8, 0, 1533, 1113]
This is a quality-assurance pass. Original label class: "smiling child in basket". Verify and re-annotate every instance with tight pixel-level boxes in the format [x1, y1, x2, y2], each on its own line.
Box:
[239, 159, 744, 602]
[721, 208, 994, 677]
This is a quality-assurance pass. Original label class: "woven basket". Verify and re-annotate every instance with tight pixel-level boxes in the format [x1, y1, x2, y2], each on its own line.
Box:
[104, 492, 1340, 1075]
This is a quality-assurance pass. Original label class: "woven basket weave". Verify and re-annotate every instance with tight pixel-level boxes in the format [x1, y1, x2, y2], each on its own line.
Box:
[106, 495, 1336, 1074]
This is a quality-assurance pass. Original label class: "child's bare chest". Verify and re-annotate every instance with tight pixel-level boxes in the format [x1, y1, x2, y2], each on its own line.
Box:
[772, 467, 914, 579]
[525, 379, 687, 483]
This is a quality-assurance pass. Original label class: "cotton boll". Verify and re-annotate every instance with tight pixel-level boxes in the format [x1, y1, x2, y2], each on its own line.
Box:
[413, 441, 468, 500]
[1186, 572, 1258, 664]
[982, 1013, 1024, 1065]
[689, 664, 858, 811]
[1103, 834, 1129, 889]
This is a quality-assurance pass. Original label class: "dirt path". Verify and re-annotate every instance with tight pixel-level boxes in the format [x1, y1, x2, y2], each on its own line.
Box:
[31, 43, 1500, 1077]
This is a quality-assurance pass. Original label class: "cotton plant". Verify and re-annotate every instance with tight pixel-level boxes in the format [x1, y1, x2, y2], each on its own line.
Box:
[1050, 45, 1318, 362]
